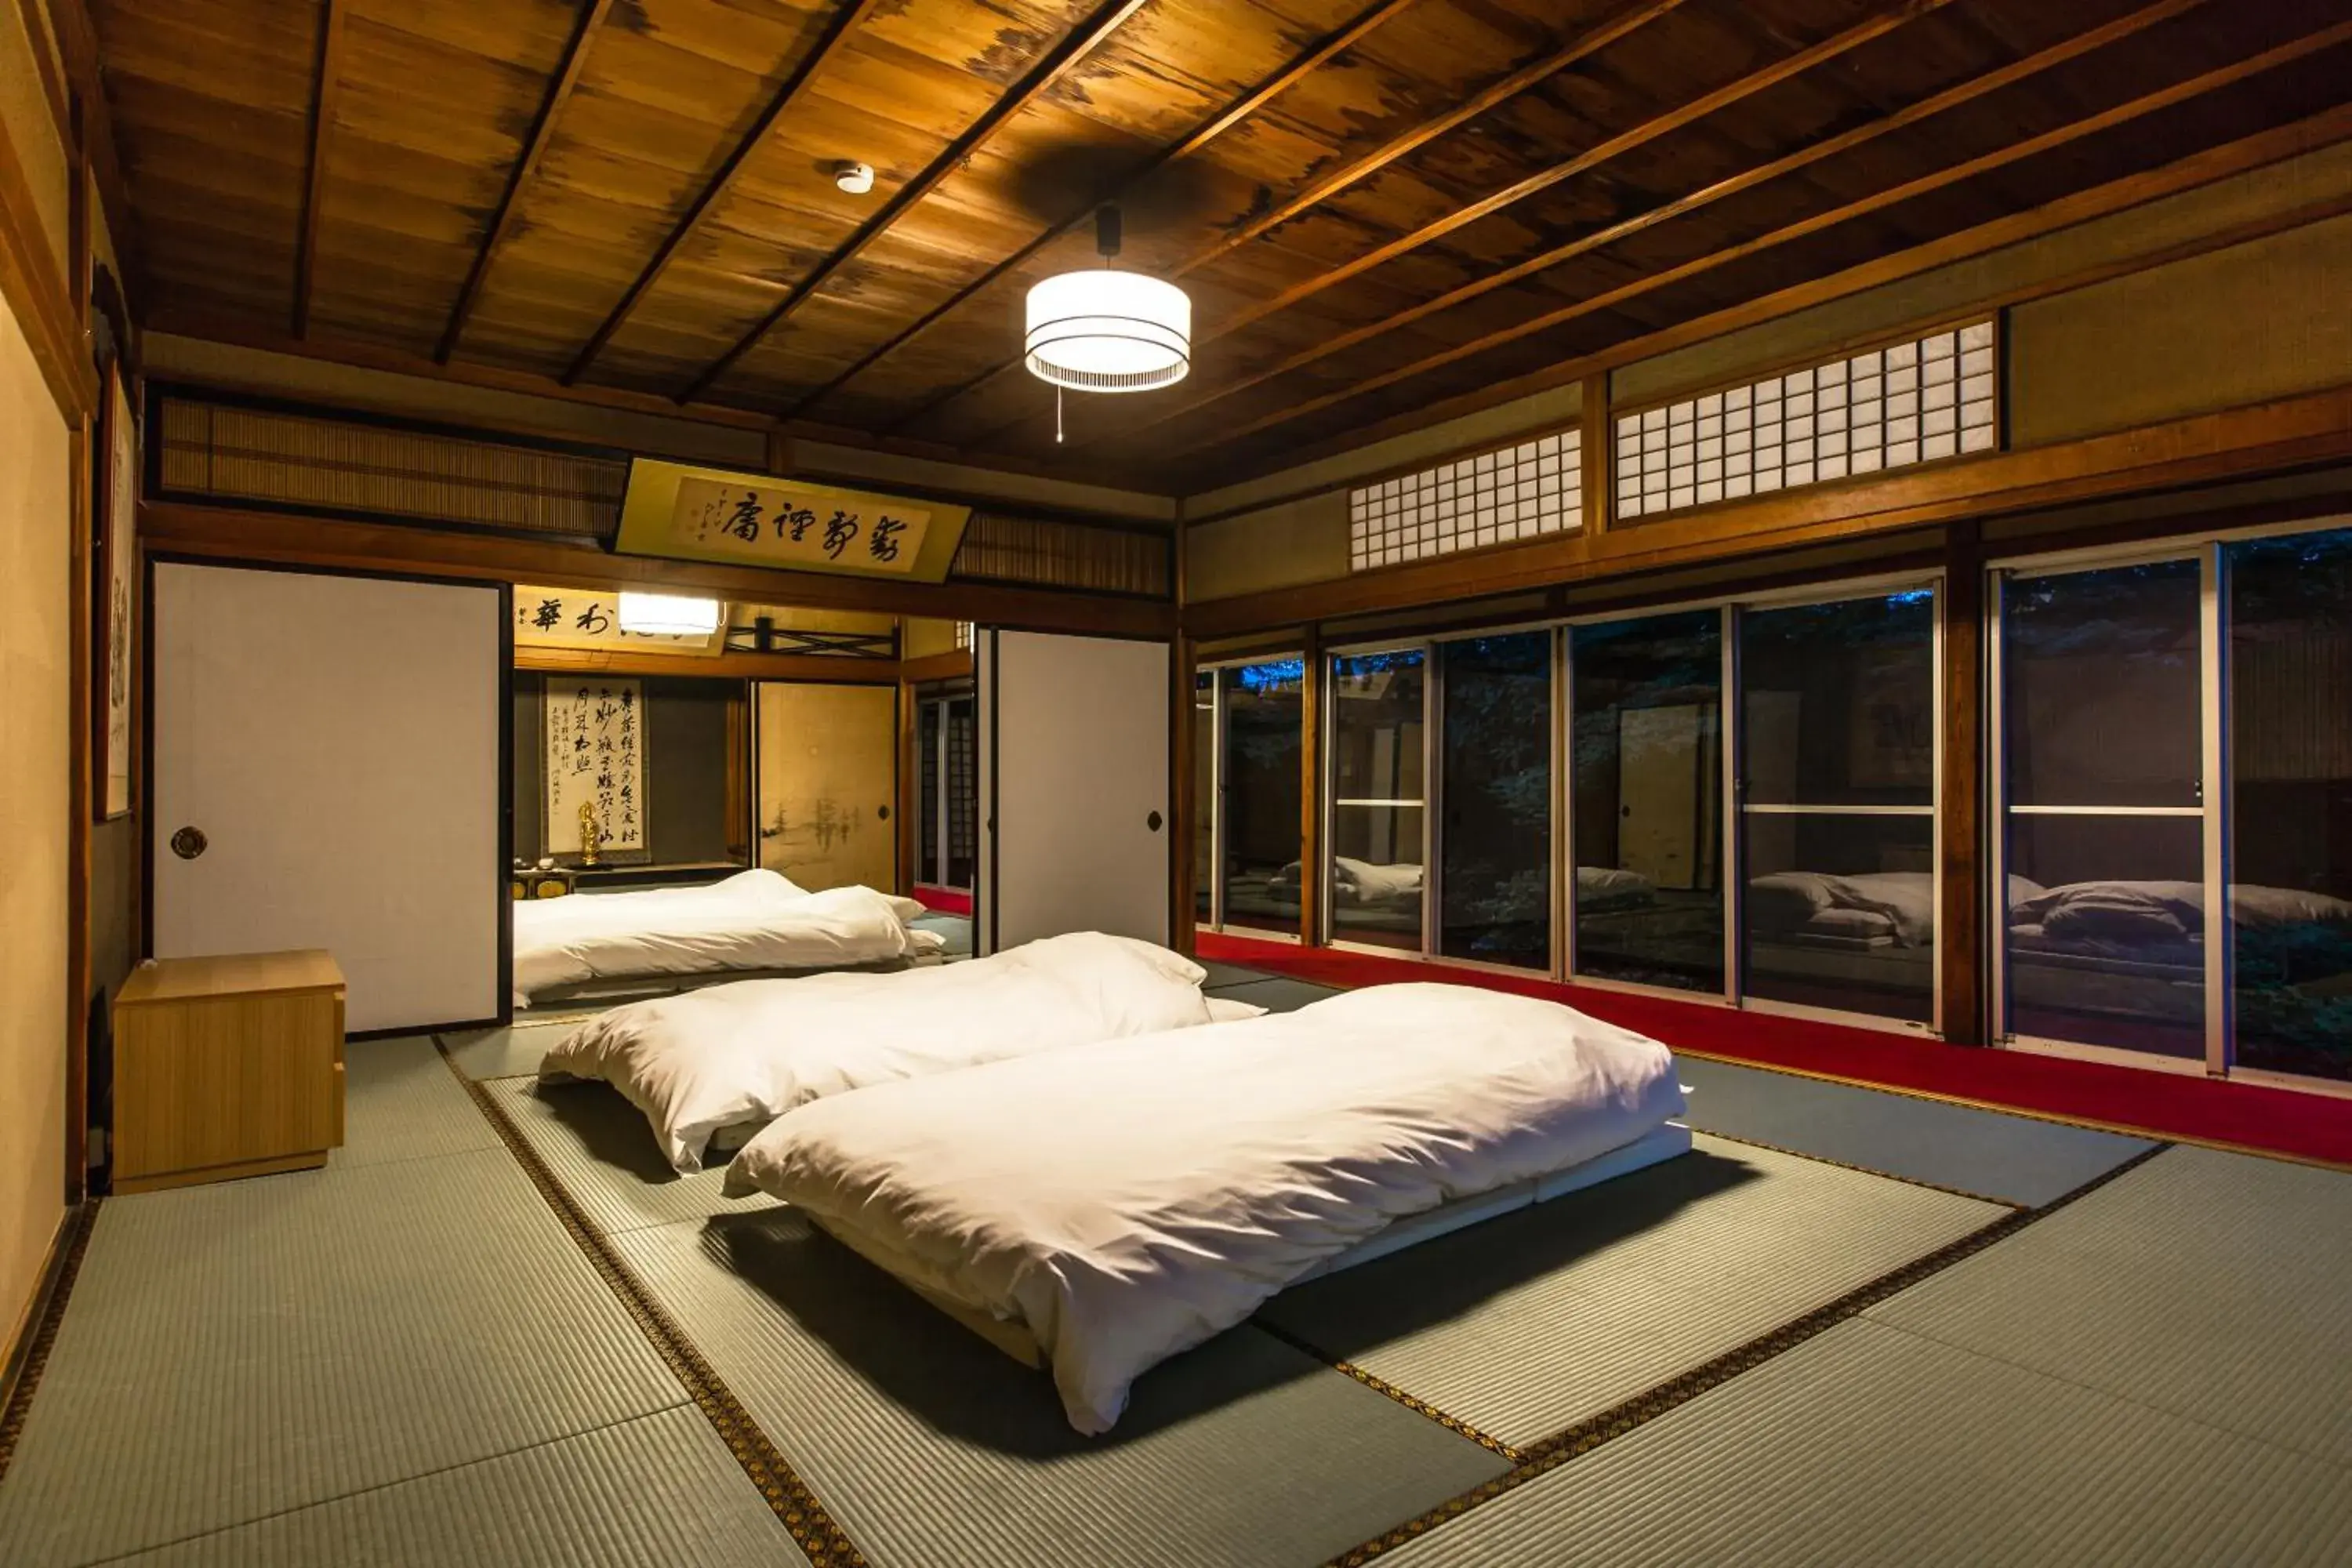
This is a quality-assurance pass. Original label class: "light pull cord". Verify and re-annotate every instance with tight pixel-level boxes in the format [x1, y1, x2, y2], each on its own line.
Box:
[1055, 384, 1065, 444]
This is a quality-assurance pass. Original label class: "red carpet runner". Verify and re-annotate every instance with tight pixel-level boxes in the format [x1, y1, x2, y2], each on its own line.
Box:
[1196, 931, 2352, 1169]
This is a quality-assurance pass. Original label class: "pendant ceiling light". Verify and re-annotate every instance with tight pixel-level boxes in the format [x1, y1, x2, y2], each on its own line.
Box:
[1025, 206, 1191, 397]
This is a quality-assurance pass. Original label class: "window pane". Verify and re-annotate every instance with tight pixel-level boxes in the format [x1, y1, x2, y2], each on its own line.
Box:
[2005, 814, 2204, 1060]
[1440, 633, 1552, 968]
[1740, 590, 1935, 808]
[2227, 527, 2352, 1083]
[1192, 670, 1214, 924]
[1743, 814, 1935, 1023]
[1331, 649, 1426, 950]
[2003, 561, 2200, 808]
[1219, 659, 1304, 935]
[1570, 612, 1723, 993]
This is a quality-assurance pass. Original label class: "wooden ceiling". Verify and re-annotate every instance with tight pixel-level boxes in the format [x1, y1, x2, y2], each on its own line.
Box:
[96, 0, 2352, 490]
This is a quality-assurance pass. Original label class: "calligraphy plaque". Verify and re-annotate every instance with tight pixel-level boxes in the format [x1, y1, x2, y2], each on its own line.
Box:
[615, 459, 970, 582]
[512, 583, 724, 656]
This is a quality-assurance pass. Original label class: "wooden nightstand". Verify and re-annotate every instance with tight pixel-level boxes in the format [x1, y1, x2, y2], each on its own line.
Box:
[111, 950, 347, 1193]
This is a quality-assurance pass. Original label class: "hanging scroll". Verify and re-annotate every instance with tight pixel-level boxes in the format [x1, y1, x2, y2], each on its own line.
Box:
[614, 458, 971, 582]
[545, 677, 647, 858]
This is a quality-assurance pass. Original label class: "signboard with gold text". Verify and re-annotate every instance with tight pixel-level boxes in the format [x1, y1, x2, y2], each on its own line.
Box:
[614, 459, 970, 583]
[512, 584, 724, 657]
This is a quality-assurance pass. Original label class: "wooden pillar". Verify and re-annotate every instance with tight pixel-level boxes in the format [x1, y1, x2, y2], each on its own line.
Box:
[1581, 372, 1610, 537]
[895, 673, 918, 895]
[1940, 521, 1986, 1046]
[1298, 623, 1323, 949]
[1171, 631, 1196, 955]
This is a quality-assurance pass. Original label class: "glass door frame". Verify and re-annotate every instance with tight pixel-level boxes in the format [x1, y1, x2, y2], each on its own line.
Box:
[1986, 537, 2228, 1078]
[1322, 637, 1436, 956]
[1557, 570, 1945, 1036]
[1196, 652, 1306, 943]
[1431, 623, 1565, 977]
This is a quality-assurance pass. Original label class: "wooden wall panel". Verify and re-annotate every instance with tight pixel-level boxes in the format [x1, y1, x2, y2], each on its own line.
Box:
[2010, 213, 2352, 448]
[1185, 492, 1349, 602]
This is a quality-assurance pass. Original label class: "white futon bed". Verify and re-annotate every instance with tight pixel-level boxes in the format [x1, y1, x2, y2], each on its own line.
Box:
[512, 868, 938, 1009]
[724, 981, 1690, 1434]
[541, 931, 1257, 1171]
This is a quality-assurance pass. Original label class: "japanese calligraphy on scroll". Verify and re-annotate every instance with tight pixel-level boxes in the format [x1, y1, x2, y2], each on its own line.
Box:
[513, 584, 724, 656]
[545, 679, 648, 857]
[614, 459, 971, 583]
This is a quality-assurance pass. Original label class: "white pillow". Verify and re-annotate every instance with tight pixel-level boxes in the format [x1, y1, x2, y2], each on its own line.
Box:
[1205, 996, 1272, 1023]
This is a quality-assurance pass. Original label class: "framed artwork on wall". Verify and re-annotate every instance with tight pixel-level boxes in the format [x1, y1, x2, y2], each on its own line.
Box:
[94, 363, 137, 822]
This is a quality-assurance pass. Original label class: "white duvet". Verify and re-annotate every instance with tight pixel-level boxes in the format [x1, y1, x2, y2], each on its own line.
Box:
[725, 981, 1686, 1435]
[542, 931, 1243, 1171]
[512, 869, 937, 1008]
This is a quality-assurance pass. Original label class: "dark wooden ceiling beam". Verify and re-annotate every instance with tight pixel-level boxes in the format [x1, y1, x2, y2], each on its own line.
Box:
[1106, 0, 2209, 448]
[1183, 19, 2352, 452]
[889, 0, 1686, 436]
[1174, 3, 2344, 458]
[1203, 0, 1958, 348]
[291, 0, 349, 339]
[779, 0, 1430, 419]
[561, 0, 891, 386]
[436, 0, 615, 363]
[676, 0, 1152, 406]
[1172, 0, 1691, 280]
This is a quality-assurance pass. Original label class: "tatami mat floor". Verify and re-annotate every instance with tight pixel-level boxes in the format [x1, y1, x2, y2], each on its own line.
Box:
[2, 965, 2344, 1566]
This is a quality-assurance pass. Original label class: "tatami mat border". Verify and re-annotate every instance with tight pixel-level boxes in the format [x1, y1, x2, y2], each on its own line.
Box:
[1318, 1141, 2173, 1567]
[437, 1045, 869, 1567]
[0, 1200, 100, 1487]
[1688, 1125, 2027, 1210]
[1668, 1046, 2352, 1174]
[1254, 1321, 1523, 1462]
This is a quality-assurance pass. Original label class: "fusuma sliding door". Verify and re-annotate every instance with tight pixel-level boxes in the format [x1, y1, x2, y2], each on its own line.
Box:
[150, 562, 506, 1033]
[979, 630, 1171, 953]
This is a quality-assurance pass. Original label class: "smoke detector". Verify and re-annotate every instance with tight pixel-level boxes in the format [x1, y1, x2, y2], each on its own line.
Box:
[834, 162, 875, 196]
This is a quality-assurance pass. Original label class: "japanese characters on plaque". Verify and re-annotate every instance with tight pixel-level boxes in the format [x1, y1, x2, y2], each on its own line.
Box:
[670, 475, 933, 575]
[513, 585, 724, 656]
[545, 678, 648, 857]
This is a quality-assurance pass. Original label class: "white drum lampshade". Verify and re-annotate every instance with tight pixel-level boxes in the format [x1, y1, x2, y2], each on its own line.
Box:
[1023, 270, 1192, 394]
[616, 591, 720, 637]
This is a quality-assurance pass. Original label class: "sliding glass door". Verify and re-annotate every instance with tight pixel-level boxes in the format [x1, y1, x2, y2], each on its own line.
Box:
[1329, 648, 1427, 951]
[1438, 633, 1552, 968]
[1218, 659, 1305, 935]
[1995, 558, 2207, 1062]
[1192, 669, 1215, 924]
[1568, 610, 1725, 994]
[2225, 528, 2352, 1084]
[1738, 590, 1938, 1025]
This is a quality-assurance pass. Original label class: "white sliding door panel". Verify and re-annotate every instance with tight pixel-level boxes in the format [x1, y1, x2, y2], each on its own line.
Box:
[982, 630, 1170, 953]
[152, 564, 505, 1032]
